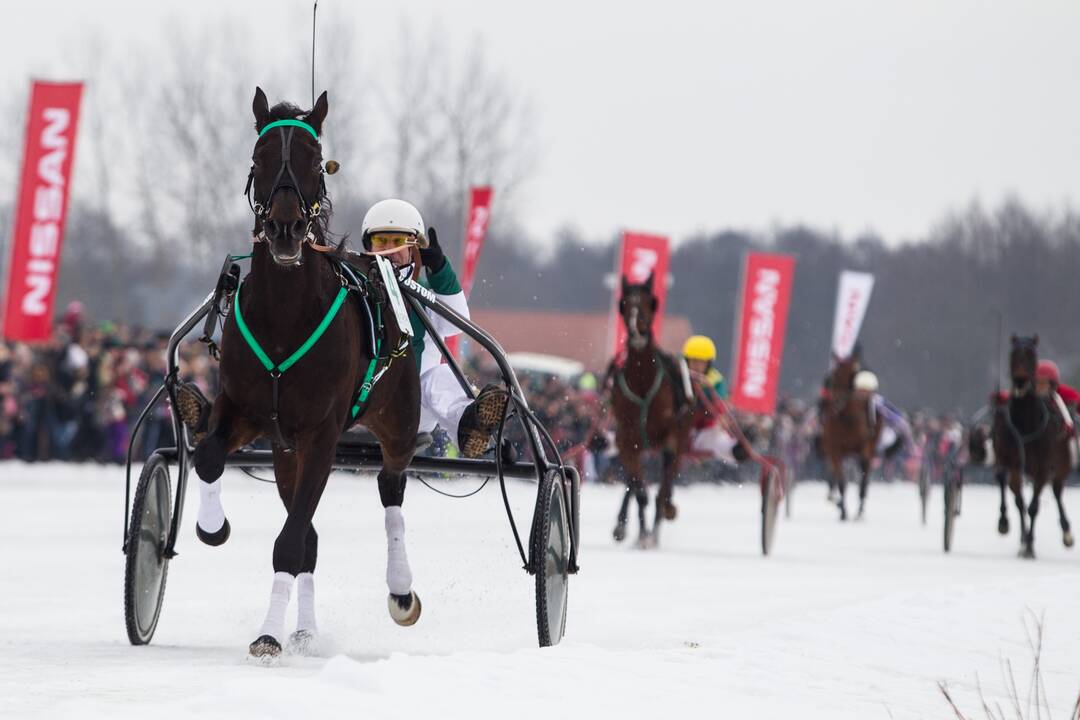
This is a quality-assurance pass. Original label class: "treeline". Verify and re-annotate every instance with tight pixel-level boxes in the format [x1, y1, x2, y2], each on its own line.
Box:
[15, 189, 1080, 416]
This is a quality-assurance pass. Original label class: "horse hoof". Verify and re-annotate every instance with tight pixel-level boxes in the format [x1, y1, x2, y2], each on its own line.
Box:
[663, 502, 678, 521]
[636, 532, 656, 550]
[826, 490, 839, 503]
[388, 591, 422, 626]
[856, 508, 865, 522]
[612, 521, 628, 543]
[248, 634, 282, 663]
[1018, 546, 1035, 560]
[998, 517, 1009, 535]
[1064, 531, 1075, 548]
[286, 629, 318, 656]
[196, 518, 231, 546]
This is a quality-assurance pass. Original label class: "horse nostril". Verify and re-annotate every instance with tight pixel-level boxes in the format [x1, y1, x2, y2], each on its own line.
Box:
[290, 219, 307, 238]
[264, 219, 280, 239]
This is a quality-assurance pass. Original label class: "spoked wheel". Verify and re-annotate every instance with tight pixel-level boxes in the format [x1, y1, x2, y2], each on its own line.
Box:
[918, 462, 931, 526]
[124, 453, 172, 645]
[761, 466, 780, 556]
[531, 469, 570, 647]
[943, 466, 960, 553]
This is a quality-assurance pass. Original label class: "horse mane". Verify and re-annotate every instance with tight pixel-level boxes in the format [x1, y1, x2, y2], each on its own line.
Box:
[259, 102, 349, 255]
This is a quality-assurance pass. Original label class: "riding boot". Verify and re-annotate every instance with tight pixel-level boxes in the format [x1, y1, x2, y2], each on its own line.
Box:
[177, 382, 211, 445]
[457, 384, 510, 458]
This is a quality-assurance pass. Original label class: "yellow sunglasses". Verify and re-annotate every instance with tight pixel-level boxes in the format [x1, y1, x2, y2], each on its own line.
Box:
[369, 232, 418, 251]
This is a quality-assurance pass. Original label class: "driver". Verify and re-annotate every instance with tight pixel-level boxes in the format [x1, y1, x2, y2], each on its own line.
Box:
[681, 335, 747, 464]
[853, 370, 912, 459]
[358, 198, 508, 458]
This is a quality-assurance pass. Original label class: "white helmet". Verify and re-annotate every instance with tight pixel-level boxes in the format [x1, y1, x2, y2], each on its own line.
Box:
[361, 198, 426, 249]
[854, 370, 879, 392]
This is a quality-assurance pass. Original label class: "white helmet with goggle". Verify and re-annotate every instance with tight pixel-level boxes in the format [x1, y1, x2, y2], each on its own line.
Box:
[361, 198, 427, 253]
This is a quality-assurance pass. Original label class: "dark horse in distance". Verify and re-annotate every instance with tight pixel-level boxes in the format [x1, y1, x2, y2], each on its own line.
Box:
[820, 352, 880, 521]
[180, 88, 422, 660]
[989, 335, 1073, 558]
[607, 274, 692, 548]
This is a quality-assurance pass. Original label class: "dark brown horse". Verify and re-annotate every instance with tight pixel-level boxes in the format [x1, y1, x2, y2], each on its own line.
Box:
[185, 88, 422, 660]
[990, 335, 1073, 558]
[608, 274, 692, 548]
[820, 352, 880, 521]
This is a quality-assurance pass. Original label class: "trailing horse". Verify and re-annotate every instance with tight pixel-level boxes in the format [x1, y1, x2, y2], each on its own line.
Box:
[989, 335, 1073, 558]
[180, 88, 422, 660]
[820, 352, 880, 521]
[607, 274, 692, 548]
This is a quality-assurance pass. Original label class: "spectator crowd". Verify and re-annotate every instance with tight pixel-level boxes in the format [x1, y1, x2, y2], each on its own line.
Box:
[1, 306, 979, 489]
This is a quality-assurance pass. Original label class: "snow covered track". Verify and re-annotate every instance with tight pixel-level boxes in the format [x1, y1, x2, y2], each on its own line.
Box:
[3, 465, 1079, 718]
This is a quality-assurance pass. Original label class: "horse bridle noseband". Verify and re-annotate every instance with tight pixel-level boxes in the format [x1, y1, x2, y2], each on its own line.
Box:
[244, 119, 325, 240]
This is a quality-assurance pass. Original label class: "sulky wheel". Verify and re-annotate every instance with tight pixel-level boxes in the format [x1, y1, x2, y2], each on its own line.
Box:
[761, 466, 779, 556]
[124, 452, 172, 645]
[531, 468, 570, 647]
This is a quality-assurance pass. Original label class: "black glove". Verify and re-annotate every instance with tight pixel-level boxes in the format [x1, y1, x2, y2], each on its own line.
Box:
[419, 226, 446, 272]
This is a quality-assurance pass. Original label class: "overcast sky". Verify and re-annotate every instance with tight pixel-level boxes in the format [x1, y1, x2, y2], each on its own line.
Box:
[3, 0, 1079, 245]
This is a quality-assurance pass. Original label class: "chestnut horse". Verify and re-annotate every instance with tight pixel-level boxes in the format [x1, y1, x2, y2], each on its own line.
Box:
[608, 274, 692, 548]
[187, 88, 422, 660]
[820, 353, 880, 521]
[990, 335, 1073, 558]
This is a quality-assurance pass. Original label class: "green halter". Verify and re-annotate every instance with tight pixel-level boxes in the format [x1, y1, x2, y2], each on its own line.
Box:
[258, 119, 319, 141]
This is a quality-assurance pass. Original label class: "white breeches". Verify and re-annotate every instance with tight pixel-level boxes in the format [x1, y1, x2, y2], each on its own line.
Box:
[876, 426, 898, 454]
[418, 365, 473, 442]
[691, 425, 737, 464]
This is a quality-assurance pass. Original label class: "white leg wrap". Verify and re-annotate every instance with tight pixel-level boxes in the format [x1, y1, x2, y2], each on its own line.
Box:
[258, 572, 294, 641]
[197, 478, 225, 534]
[296, 572, 317, 633]
[385, 506, 413, 595]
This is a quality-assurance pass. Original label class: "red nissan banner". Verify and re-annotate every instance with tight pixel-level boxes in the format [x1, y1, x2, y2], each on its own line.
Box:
[610, 231, 670, 357]
[729, 252, 796, 415]
[2, 81, 83, 342]
[459, 186, 493, 297]
[446, 186, 493, 358]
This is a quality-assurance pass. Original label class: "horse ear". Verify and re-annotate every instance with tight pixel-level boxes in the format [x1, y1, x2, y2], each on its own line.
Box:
[645, 272, 654, 291]
[306, 91, 328, 135]
[650, 296, 658, 312]
[621, 275, 629, 294]
[1033, 334, 1039, 347]
[1010, 334, 1017, 345]
[253, 87, 271, 133]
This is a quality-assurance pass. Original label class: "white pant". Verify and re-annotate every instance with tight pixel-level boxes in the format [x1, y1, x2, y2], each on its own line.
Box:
[419, 365, 473, 442]
[876, 426, 898, 454]
[691, 425, 737, 464]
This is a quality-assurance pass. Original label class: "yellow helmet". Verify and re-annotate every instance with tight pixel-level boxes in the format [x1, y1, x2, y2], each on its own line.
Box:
[682, 335, 717, 362]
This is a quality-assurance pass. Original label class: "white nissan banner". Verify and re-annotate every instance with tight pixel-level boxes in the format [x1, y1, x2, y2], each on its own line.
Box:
[830, 270, 875, 360]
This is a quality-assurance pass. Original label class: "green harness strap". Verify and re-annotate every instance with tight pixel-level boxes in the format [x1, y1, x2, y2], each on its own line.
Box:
[234, 282, 350, 374]
[616, 364, 665, 450]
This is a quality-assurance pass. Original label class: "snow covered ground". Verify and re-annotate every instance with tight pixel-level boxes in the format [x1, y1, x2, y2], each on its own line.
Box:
[3, 464, 1079, 719]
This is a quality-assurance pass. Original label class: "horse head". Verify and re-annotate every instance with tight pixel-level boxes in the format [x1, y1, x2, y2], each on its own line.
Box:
[826, 352, 860, 413]
[246, 87, 332, 267]
[1009, 334, 1039, 397]
[619, 273, 657, 351]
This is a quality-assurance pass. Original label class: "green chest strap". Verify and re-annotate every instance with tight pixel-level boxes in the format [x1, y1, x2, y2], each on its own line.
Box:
[616, 364, 666, 450]
[234, 282, 349, 375]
